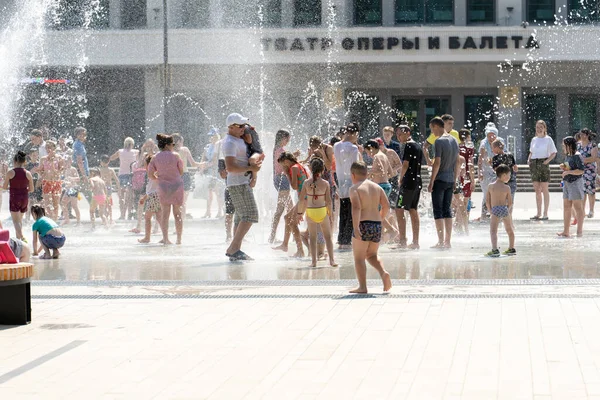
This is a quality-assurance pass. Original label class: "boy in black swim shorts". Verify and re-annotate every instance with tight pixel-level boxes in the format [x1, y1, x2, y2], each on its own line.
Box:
[348, 161, 392, 294]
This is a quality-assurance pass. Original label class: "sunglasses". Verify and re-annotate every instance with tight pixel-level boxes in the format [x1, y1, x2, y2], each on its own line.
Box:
[230, 123, 247, 128]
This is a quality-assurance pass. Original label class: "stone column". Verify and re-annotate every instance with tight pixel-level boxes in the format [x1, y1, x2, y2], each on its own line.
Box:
[282, 0, 294, 27]
[109, 0, 121, 28]
[382, 0, 394, 26]
[497, 86, 524, 162]
[108, 93, 123, 144]
[209, 0, 224, 28]
[555, 91, 569, 161]
[454, 0, 466, 26]
[144, 67, 165, 136]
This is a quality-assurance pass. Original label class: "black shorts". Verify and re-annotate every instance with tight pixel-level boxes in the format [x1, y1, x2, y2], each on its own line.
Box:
[397, 187, 420, 211]
[224, 188, 235, 215]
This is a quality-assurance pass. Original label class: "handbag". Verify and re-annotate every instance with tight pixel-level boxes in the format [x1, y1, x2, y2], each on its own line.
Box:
[0, 241, 18, 264]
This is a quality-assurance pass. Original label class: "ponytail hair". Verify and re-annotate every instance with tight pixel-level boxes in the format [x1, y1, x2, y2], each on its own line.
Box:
[31, 204, 46, 219]
[309, 157, 324, 178]
[14, 151, 26, 164]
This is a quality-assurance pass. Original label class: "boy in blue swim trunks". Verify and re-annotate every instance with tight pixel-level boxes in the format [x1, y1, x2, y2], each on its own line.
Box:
[349, 161, 393, 294]
[485, 164, 516, 257]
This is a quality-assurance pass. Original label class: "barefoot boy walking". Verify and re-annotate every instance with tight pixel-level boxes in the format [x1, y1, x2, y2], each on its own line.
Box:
[485, 164, 516, 257]
[349, 161, 393, 294]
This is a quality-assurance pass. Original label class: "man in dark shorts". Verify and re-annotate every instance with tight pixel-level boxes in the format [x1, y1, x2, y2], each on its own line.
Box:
[427, 117, 460, 249]
[395, 125, 423, 249]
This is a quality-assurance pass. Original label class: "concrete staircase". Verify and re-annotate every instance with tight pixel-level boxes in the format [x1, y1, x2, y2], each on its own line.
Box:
[420, 165, 564, 193]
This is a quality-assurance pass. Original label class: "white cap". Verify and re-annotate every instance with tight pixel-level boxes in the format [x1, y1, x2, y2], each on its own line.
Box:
[485, 122, 498, 136]
[207, 126, 219, 136]
[226, 113, 249, 127]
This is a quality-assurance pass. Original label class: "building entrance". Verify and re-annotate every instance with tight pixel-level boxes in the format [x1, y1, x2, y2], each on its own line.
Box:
[393, 97, 450, 142]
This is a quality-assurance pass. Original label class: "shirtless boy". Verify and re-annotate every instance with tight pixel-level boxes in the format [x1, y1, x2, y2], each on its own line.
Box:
[89, 168, 108, 229]
[364, 139, 398, 241]
[100, 155, 120, 223]
[485, 164, 516, 257]
[349, 161, 393, 294]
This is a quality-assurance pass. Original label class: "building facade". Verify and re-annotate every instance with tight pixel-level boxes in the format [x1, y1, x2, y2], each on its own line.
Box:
[9, 0, 600, 161]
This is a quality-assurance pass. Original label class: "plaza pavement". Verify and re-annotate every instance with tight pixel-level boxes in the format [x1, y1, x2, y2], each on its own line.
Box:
[2, 192, 600, 399]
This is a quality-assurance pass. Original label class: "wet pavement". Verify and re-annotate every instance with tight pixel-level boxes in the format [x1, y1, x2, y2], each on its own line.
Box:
[3, 191, 597, 283]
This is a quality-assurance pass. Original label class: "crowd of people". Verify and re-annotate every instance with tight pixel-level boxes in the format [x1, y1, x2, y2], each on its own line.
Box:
[0, 112, 598, 293]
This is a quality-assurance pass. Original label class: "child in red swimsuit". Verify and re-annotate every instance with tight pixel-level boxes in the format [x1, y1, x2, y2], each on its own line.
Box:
[2, 151, 34, 240]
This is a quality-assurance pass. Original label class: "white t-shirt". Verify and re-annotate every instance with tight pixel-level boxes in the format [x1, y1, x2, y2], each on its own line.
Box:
[38, 141, 47, 158]
[530, 136, 557, 160]
[334, 140, 359, 198]
[119, 149, 139, 175]
[221, 134, 250, 187]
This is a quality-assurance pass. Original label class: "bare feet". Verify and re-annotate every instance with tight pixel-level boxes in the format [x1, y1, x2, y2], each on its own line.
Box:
[309, 263, 316, 268]
[431, 242, 445, 249]
[292, 251, 305, 258]
[176, 239, 182, 245]
[39, 253, 52, 260]
[443, 242, 452, 249]
[138, 238, 150, 243]
[391, 241, 407, 249]
[159, 239, 173, 245]
[408, 243, 420, 250]
[329, 259, 339, 267]
[381, 271, 392, 293]
[129, 228, 141, 234]
[272, 244, 288, 252]
[349, 287, 368, 294]
[52, 249, 60, 259]
[557, 232, 570, 238]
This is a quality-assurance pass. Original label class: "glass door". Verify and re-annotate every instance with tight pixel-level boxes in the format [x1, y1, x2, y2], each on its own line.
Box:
[394, 98, 420, 141]
[424, 98, 450, 138]
[523, 94, 556, 152]
[464, 95, 497, 143]
[570, 96, 597, 134]
[393, 96, 450, 142]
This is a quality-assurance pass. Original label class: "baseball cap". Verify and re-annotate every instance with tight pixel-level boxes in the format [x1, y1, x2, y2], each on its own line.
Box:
[207, 126, 219, 136]
[226, 113, 249, 127]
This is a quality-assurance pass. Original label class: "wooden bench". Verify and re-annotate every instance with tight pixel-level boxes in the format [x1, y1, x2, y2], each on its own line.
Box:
[0, 263, 34, 325]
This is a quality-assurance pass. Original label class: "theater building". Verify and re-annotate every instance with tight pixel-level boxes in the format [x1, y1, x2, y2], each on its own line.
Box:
[11, 0, 600, 161]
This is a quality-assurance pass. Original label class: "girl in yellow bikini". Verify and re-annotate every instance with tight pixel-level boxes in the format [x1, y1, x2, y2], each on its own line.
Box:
[297, 158, 338, 268]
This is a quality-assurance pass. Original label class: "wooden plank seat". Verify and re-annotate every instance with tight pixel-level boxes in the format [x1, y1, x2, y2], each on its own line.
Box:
[0, 263, 34, 325]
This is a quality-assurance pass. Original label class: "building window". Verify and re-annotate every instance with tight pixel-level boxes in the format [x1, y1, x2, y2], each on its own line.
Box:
[570, 96, 597, 134]
[467, 0, 494, 24]
[395, 0, 453, 24]
[121, 0, 147, 29]
[523, 94, 556, 150]
[464, 96, 497, 142]
[222, 0, 281, 27]
[568, 0, 600, 22]
[294, 0, 321, 26]
[180, 0, 210, 28]
[527, 0, 555, 23]
[48, 0, 109, 30]
[355, 0, 382, 25]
